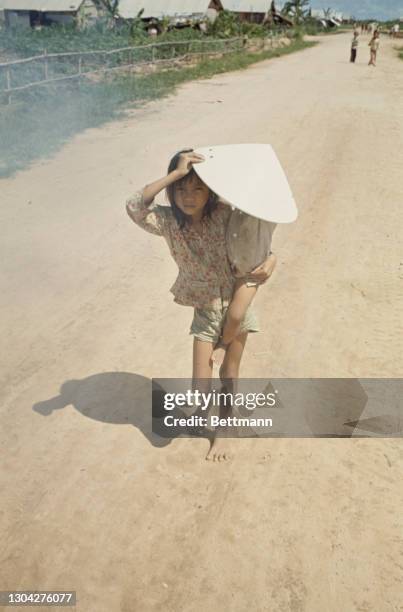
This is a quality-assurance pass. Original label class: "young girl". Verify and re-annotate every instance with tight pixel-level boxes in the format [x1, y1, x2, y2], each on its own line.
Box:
[126, 150, 274, 461]
[368, 30, 380, 66]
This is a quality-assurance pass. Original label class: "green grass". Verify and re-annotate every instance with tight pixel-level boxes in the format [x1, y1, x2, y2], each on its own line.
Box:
[0, 39, 315, 178]
[0, 16, 280, 58]
[0, 23, 199, 57]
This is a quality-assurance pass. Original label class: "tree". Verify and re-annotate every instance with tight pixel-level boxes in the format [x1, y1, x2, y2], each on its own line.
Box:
[94, 0, 120, 19]
[93, 0, 144, 24]
[282, 0, 310, 25]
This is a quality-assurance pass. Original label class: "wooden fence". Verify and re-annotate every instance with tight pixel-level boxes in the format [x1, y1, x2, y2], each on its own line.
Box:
[0, 36, 260, 103]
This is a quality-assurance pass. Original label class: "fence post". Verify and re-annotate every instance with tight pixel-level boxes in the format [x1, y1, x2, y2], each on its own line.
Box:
[78, 55, 82, 75]
[152, 45, 156, 63]
[6, 67, 11, 105]
[44, 49, 48, 80]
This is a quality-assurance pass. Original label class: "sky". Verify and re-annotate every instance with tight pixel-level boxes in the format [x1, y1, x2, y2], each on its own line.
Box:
[308, 0, 403, 20]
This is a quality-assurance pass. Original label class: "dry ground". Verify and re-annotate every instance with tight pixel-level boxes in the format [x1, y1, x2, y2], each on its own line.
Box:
[1, 33, 403, 611]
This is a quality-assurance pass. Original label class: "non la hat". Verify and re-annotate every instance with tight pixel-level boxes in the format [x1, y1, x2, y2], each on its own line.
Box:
[193, 144, 298, 223]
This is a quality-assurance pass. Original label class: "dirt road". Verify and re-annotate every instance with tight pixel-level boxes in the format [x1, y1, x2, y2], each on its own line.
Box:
[1, 33, 403, 611]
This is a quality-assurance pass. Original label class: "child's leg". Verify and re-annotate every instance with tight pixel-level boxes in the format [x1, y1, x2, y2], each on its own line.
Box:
[206, 332, 248, 462]
[212, 280, 257, 366]
[192, 338, 214, 381]
[220, 331, 248, 384]
[222, 279, 257, 346]
[190, 305, 216, 384]
[190, 338, 214, 436]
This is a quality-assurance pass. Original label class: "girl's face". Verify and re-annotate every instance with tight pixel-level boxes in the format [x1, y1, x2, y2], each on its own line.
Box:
[174, 174, 210, 221]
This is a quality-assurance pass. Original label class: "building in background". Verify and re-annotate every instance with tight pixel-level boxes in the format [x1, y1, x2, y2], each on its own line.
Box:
[118, 0, 223, 30]
[221, 0, 271, 23]
[2, 0, 103, 29]
[310, 8, 343, 28]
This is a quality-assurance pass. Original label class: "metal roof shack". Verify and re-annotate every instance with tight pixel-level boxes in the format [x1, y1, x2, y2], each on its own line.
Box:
[118, 0, 223, 27]
[310, 8, 341, 28]
[310, 9, 325, 18]
[222, 0, 271, 23]
[2, 0, 102, 28]
[266, 1, 293, 26]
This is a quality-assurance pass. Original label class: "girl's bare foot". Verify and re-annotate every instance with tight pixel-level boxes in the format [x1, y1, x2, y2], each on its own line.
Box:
[205, 390, 235, 461]
[205, 435, 232, 461]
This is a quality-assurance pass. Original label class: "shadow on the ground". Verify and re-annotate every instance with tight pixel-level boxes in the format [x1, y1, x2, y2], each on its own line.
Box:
[32, 375, 395, 442]
[32, 371, 172, 448]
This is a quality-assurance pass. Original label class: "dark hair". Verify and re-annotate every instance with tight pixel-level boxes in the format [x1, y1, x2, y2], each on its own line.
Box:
[166, 148, 218, 228]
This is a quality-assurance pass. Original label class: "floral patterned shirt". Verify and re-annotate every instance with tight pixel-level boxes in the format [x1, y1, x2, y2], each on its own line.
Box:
[126, 191, 235, 308]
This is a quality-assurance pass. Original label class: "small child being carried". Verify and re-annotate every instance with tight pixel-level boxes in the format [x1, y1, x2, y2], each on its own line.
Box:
[213, 207, 277, 366]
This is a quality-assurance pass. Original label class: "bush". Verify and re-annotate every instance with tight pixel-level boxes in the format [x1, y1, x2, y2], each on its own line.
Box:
[303, 19, 326, 35]
[207, 10, 270, 39]
[0, 23, 139, 57]
[0, 11, 289, 62]
[207, 11, 242, 38]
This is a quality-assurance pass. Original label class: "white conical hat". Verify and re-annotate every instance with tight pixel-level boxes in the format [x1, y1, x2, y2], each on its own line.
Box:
[193, 144, 298, 223]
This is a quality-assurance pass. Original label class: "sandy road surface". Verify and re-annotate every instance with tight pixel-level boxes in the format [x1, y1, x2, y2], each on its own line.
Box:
[1, 33, 403, 611]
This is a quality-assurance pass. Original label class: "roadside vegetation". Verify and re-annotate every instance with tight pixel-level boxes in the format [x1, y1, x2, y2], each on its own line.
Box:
[0, 37, 315, 177]
[0, 12, 282, 58]
[0, 10, 317, 177]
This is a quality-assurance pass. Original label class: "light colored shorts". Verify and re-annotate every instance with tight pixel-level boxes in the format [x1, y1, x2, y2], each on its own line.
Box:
[190, 301, 259, 343]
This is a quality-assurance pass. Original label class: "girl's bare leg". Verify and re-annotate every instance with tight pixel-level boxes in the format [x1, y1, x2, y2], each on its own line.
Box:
[190, 339, 214, 437]
[192, 338, 214, 382]
[212, 280, 257, 366]
[222, 281, 257, 345]
[220, 331, 248, 384]
[206, 332, 248, 462]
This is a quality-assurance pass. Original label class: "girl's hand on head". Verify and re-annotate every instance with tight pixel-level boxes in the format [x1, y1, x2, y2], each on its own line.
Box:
[174, 152, 205, 179]
[248, 253, 277, 284]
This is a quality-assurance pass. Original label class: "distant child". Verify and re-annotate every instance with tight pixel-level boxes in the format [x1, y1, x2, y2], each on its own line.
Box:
[350, 31, 359, 63]
[368, 30, 380, 66]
